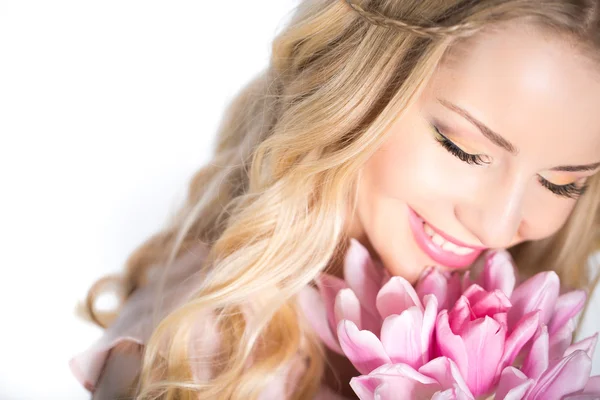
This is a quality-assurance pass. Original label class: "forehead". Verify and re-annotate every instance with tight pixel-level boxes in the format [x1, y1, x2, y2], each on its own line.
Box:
[424, 20, 600, 166]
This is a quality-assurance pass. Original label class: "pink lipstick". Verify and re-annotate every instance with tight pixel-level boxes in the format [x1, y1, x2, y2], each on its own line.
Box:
[407, 207, 484, 269]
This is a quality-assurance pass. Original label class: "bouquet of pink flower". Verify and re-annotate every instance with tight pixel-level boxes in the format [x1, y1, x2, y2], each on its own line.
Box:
[299, 239, 600, 400]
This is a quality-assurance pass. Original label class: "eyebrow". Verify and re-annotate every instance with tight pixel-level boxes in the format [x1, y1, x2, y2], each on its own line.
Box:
[438, 98, 519, 154]
[437, 98, 600, 173]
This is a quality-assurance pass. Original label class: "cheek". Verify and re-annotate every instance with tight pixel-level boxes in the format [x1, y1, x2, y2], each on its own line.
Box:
[521, 196, 577, 241]
[535, 203, 577, 239]
[368, 125, 445, 198]
[368, 122, 478, 209]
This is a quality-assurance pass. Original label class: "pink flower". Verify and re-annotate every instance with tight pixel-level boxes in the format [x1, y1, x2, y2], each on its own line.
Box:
[469, 249, 587, 351]
[298, 238, 389, 355]
[336, 283, 438, 374]
[415, 264, 473, 311]
[299, 239, 439, 373]
[495, 326, 600, 399]
[422, 249, 589, 398]
[297, 238, 598, 400]
[434, 283, 539, 397]
[507, 270, 587, 362]
[350, 357, 474, 400]
[425, 249, 588, 356]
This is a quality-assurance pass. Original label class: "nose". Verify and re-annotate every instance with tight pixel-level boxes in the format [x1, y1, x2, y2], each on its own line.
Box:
[458, 177, 527, 249]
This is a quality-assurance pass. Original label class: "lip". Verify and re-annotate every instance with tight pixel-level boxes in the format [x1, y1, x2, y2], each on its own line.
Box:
[423, 216, 487, 251]
[407, 207, 485, 269]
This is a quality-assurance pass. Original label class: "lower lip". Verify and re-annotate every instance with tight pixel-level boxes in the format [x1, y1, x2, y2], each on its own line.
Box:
[407, 207, 482, 269]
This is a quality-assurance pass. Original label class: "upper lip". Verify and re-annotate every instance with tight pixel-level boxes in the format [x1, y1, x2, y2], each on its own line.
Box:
[418, 213, 487, 251]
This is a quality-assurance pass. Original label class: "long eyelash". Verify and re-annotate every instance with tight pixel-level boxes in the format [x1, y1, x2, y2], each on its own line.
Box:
[537, 176, 588, 200]
[432, 124, 588, 200]
[432, 125, 489, 166]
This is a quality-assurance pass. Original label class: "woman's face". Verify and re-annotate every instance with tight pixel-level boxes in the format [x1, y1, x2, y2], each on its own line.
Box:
[349, 21, 600, 283]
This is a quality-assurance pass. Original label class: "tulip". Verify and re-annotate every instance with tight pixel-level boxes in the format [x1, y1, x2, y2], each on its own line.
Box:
[458, 249, 587, 365]
[476, 249, 517, 298]
[337, 287, 438, 374]
[299, 239, 439, 373]
[434, 283, 539, 397]
[350, 357, 474, 400]
[297, 238, 389, 354]
[502, 257, 586, 361]
[415, 266, 464, 311]
[296, 239, 598, 400]
[495, 326, 600, 399]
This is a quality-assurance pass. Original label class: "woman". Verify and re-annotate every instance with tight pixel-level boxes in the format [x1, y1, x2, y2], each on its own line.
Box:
[71, 0, 600, 398]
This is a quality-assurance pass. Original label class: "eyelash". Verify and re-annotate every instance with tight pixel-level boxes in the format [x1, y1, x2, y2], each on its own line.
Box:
[431, 125, 589, 200]
[432, 126, 490, 166]
[537, 177, 588, 199]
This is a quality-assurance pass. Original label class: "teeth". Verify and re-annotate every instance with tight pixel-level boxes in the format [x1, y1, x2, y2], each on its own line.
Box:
[423, 222, 475, 256]
[441, 240, 461, 253]
[424, 224, 435, 236]
[456, 246, 476, 255]
[432, 234, 445, 246]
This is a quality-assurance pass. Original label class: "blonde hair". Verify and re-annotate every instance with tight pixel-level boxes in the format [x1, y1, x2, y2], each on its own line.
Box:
[83, 0, 600, 398]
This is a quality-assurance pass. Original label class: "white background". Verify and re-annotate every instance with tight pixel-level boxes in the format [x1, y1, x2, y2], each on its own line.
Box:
[0, 1, 298, 398]
[0, 1, 598, 399]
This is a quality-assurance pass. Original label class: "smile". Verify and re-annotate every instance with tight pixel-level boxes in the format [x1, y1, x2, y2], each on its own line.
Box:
[407, 207, 485, 269]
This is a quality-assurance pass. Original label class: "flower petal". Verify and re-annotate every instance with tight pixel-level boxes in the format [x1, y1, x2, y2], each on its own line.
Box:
[334, 288, 362, 329]
[370, 363, 439, 384]
[470, 290, 512, 318]
[362, 308, 385, 338]
[549, 318, 576, 360]
[380, 308, 424, 369]
[494, 312, 508, 327]
[480, 249, 517, 298]
[523, 325, 549, 380]
[351, 363, 442, 400]
[344, 238, 386, 317]
[431, 390, 456, 400]
[349, 375, 378, 400]
[462, 284, 487, 304]
[494, 366, 534, 400]
[447, 272, 464, 309]
[432, 388, 475, 400]
[528, 350, 592, 399]
[338, 320, 391, 375]
[547, 290, 586, 335]
[421, 295, 439, 364]
[582, 375, 600, 394]
[499, 310, 539, 372]
[435, 310, 469, 381]
[562, 394, 600, 400]
[419, 357, 473, 398]
[316, 274, 348, 332]
[508, 271, 559, 330]
[448, 296, 474, 334]
[374, 380, 439, 400]
[460, 316, 506, 397]
[416, 267, 449, 309]
[296, 286, 343, 354]
[564, 333, 598, 359]
[376, 276, 422, 319]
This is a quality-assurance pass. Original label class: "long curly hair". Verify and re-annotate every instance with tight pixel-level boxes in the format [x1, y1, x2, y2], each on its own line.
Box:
[81, 0, 600, 398]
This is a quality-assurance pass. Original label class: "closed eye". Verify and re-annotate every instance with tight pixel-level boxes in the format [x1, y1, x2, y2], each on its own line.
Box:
[431, 124, 588, 199]
[537, 176, 588, 199]
[432, 125, 490, 166]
